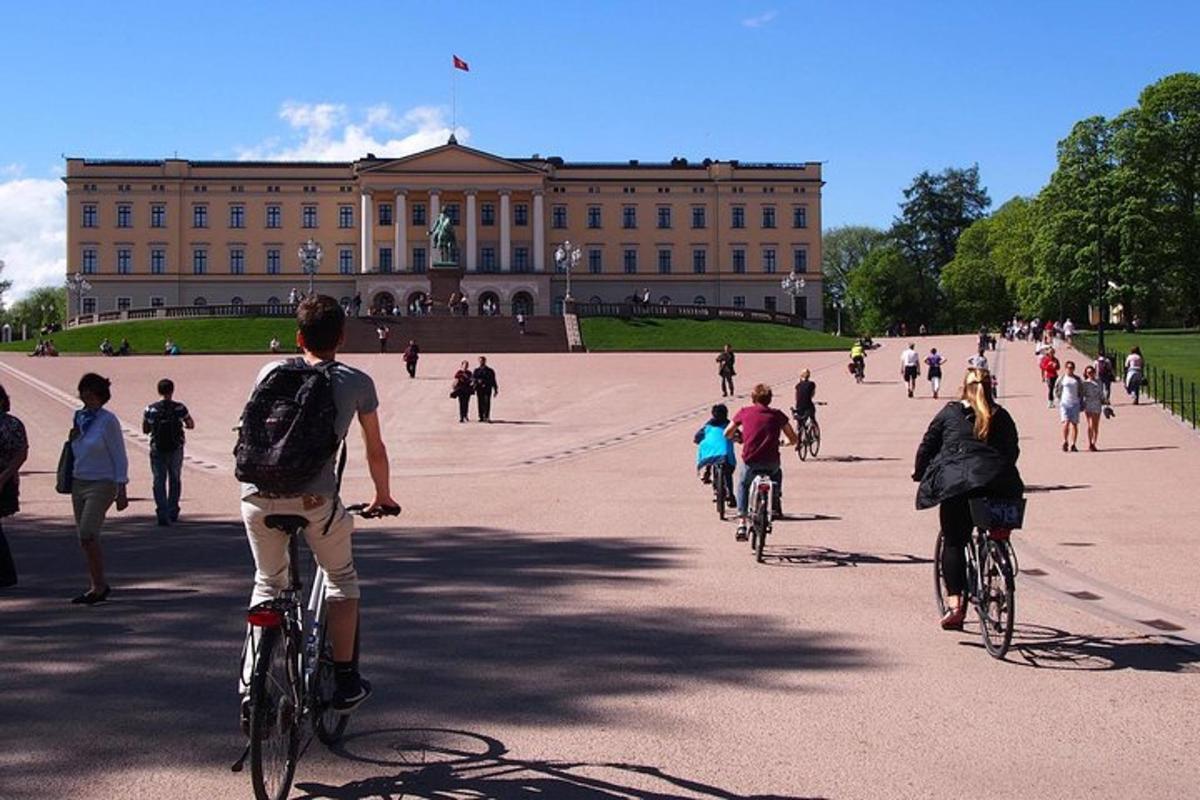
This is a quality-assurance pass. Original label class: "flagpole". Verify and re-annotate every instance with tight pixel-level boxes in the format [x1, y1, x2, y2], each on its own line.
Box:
[451, 62, 457, 137]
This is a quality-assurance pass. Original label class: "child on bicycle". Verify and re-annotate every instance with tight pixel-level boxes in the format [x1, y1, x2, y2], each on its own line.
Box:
[694, 404, 736, 506]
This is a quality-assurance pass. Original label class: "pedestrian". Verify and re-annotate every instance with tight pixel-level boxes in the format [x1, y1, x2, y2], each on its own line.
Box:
[1055, 360, 1083, 452]
[925, 348, 945, 399]
[451, 360, 473, 423]
[1095, 350, 1115, 403]
[68, 373, 129, 605]
[1039, 347, 1061, 408]
[1080, 365, 1107, 451]
[269, 337, 281, 354]
[0, 384, 29, 589]
[142, 378, 195, 525]
[716, 343, 736, 397]
[1063, 318, 1076, 345]
[900, 342, 920, 398]
[1124, 347, 1144, 404]
[352, 292, 362, 317]
[376, 324, 389, 354]
[516, 312, 526, 335]
[402, 340, 420, 378]
[472, 356, 499, 422]
[968, 348, 989, 371]
[288, 287, 299, 306]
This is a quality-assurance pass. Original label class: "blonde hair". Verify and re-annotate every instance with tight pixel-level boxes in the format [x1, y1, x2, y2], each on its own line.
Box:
[961, 368, 995, 440]
[799, 369, 811, 380]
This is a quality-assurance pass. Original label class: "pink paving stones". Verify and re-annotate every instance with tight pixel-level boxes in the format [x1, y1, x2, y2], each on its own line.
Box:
[1139, 618, 1186, 632]
[1068, 590, 1103, 601]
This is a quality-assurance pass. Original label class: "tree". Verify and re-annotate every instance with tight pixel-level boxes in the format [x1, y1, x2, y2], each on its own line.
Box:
[3, 287, 67, 337]
[0, 260, 11, 312]
[847, 245, 924, 336]
[821, 225, 887, 333]
[942, 217, 1015, 327]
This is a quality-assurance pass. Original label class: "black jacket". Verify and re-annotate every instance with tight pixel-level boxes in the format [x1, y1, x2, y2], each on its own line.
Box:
[472, 366, 498, 394]
[913, 402, 1023, 510]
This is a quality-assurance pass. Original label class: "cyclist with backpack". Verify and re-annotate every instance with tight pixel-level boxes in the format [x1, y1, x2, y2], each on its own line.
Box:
[236, 295, 399, 714]
[141, 378, 194, 526]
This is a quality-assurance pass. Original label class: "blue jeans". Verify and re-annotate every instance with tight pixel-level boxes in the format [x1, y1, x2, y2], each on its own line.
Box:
[737, 461, 782, 517]
[150, 448, 184, 521]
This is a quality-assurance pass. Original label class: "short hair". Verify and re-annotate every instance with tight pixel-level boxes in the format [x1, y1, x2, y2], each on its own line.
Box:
[157, 378, 174, 396]
[799, 369, 811, 380]
[751, 383, 773, 405]
[1065, 360, 1076, 370]
[711, 403, 729, 421]
[0, 383, 9, 414]
[78, 373, 112, 404]
[296, 295, 345, 353]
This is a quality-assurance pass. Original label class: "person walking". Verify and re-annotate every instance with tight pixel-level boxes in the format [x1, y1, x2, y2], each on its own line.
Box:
[716, 344, 736, 397]
[0, 385, 28, 588]
[1055, 360, 1083, 452]
[1080, 365, 1107, 451]
[451, 360, 473, 423]
[1095, 350, 1115, 403]
[1124, 347, 1144, 404]
[925, 348, 945, 399]
[912, 368, 1023, 629]
[472, 356, 499, 422]
[900, 342, 921, 398]
[375, 324, 389, 354]
[69, 373, 129, 605]
[142, 378, 195, 526]
[1039, 347, 1061, 408]
[402, 340, 420, 379]
[968, 348, 989, 371]
[352, 292, 362, 317]
[516, 313, 526, 335]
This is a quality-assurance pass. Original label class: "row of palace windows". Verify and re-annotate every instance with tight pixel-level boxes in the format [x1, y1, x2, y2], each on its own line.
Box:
[557, 204, 807, 231]
[570, 246, 809, 275]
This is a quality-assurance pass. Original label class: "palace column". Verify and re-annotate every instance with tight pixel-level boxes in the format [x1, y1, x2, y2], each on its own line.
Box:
[532, 190, 546, 271]
[428, 189, 441, 258]
[394, 190, 407, 271]
[499, 190, 512, 272]
[360, 190, 373, 273]
[465, 190, 478, 272]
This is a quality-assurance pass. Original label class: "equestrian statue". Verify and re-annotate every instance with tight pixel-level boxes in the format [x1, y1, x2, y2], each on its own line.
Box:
[428, 209, 458, 265]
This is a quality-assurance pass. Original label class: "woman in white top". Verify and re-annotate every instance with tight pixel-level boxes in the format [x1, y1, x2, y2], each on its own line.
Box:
[1054, 360, 1083, 452]
[1080, 365, 1107, 451]
[69, 373, 129, 605]
[1124, 346, 1144, 404]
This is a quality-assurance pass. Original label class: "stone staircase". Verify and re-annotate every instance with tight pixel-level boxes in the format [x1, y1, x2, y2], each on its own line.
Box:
[342, 315, 570, 354]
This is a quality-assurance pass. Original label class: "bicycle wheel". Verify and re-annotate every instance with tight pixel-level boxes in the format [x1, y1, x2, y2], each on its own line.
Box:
[808, 422, 821, 458]
[977, 539, 1016, 659]
[754, 497, 769, 563]
[933, 529, 949, 617]
[797, 433, 808, 461]
[714, 464, 727, 521]
[313, 629, 349, 745]
[249, 625, 301, 800]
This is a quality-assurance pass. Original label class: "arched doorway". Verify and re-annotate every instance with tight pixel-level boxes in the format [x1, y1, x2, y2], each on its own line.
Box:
[512, 291, 534, 317]
[371, 291, 395, 316]
[406, 291, 428, 316]
[693, 295, 707, 306]
[478, 291, 501, 316]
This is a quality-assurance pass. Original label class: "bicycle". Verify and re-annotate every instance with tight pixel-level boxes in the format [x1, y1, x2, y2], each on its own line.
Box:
[792, 409, 821, 461]
[850, 357, 865, 384]
[933, 496, 1025, 659]
[746, 471, 776, 563]
[233, 502, 400, 800]
[711, 461, 734, 521]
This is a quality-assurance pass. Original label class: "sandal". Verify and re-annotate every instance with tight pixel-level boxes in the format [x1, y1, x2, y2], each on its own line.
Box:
[940, 605, 966, 630]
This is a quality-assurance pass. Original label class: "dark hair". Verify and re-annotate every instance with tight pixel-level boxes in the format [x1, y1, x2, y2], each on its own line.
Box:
[78, 373, 112, 404]
[710, 403, 729, 422]
[1130, 346, 1141, 356]
[0, 383, 9, 414]
[297, 295, 345, 353]
[157, 378, 175, 396]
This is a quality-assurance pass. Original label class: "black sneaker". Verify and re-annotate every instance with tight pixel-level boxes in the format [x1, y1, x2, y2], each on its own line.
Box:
[332, 677, 372, 714]
[735, 524, 749, 542]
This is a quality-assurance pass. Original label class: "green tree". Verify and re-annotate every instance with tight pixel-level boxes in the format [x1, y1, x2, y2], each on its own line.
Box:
[942, 217, 1015, 327]
[4, 287, 68, 338]
[847, 245, 923, 336]
[821, 225, 887, 333]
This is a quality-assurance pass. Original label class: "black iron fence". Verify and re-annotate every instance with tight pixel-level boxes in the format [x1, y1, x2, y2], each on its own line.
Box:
[567, 301, 809, 327]
[1090, 348, 1197, 430]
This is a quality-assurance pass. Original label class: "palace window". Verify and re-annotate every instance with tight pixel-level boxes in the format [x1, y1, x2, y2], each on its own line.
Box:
[150, 296, 165, 308]
[266, 205, 281, 229]
[587, 206, 601, 229]
[151, 204, 166, 228]
[732, 295, 746, 309]
[692, 249, 707, 274]
[267, 249, 281, 274]
[151, 248, 166, 275]
[588, 248, 602, 274]
[793, 205, 808, 228]
[764, 296, 778, 311]
[302, 205, 317, 228]
[230, 248, 245, 274]
[338, 205, 354, 229]
[732, 248, 746, 274]
[192, 205, 208, 228]
[117, 248, 132, 274]
[412, 203, 427, 227]
[693, 295, 707, 305]
[339, 248, 353, 274]
[117, 204, 132, 228]
[378, 203, 392, 226]
[229, 204, 245, 229]
[481, 246, 497, 272]
[193, 297, 207, 307]
[552, 205, 567, 229]
[412, 247, 427, 273]
[623, 248, 638, 274]
[622, 206, 637, 229]
[514, 247, 530, 272]
[82, 204, 98, 228]
[82, 248, 97, 273]
[731, 206, 745, 229]
[658, 248, 672, 274]
[82, 297, 97, 314]
[378, 246, 392, 273]
[692, 206, 706, 229]
[657, 207, 672, 229]
[763, 248, 777, 274]
[514, 203, 529, 226]
[793, 248, 808, 272]
[192, 249, 207, 274]
[481, 203, 495, 226]
[117, 297, 132, 311]
[762, 206, 776, 229]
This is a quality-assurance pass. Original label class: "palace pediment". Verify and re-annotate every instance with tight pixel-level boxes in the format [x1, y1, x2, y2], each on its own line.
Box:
[356, 143, 546, 178]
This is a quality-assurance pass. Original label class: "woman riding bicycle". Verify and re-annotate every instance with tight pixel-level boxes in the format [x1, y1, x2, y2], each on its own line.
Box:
[912, 368, 1023, 630]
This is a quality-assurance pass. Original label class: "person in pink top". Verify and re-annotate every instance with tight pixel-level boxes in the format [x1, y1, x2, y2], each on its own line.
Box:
[725, 383, 798, 541]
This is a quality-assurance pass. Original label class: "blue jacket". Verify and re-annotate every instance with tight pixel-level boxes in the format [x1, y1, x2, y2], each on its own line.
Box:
[694, 420, 736, 468]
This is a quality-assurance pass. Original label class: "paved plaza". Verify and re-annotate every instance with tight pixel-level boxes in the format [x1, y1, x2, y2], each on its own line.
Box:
[0, 336, 1197, 799]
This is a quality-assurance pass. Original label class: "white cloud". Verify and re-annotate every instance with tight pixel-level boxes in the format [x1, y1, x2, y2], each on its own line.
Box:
[237, 102, 468, 161]
[0, 175, 66, 303]
[742, 10, 778, 28]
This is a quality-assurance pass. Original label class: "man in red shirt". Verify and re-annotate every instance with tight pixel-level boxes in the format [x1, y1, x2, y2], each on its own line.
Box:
[1040, 347, 1061, 408]
[725, 383, 798, 540]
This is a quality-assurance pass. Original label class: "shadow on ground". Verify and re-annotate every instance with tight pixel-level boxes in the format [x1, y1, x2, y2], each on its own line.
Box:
[1007, 624, 1200, 673]
[761, 545, 932, 569]
[0, 514, 866, 798]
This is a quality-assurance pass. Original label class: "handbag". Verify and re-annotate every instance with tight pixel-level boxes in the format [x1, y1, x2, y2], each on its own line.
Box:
[55, 431, 76, 495]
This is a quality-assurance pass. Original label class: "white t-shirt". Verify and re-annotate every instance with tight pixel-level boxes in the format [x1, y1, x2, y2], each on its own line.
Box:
[901, 348, 920, 368]
[1125, 353, 1143, 372]
[968, 354, 989, 370]
[1058, 375, 1082, 407]
[1063, 320, 1076, 336]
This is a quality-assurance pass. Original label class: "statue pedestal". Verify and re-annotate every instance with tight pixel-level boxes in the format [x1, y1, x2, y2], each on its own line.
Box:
[429, 261, 463, 309]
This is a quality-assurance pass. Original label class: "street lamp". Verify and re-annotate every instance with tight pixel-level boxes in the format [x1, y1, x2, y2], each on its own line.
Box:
[67, 271, 92, 321]
[780, 271, 806, 317]
[554, 240, 582, 303]
[298, 239, 324, 296]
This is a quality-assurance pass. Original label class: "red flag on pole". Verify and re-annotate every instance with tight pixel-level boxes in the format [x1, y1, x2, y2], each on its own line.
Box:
[453, 55, 470, 72]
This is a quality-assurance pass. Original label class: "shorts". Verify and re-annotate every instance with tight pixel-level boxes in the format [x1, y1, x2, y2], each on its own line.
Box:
[904, 365, 920, 381]
[1059, 403, 1081, 424]
[71, 479, 119, 542]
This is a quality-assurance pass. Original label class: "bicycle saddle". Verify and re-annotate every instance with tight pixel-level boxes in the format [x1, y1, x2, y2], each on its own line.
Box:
[264, 514, 308, 535]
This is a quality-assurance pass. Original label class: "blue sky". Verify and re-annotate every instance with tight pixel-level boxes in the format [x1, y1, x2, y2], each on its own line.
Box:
[1, 1, 1196, 297]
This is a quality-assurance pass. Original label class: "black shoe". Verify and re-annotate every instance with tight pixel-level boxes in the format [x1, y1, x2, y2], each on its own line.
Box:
[735, 524, 749, 542]
[71, 585, 110, 605]
[332, 677, 372, 713]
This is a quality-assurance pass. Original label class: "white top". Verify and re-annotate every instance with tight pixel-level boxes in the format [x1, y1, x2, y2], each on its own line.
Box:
[900, 348, 920, 367]
[968, 354, 989, 370]
[1125, 353, 1143, 372]
[1056, 374, 1082, 407]
[1063, 320, 1076, 336]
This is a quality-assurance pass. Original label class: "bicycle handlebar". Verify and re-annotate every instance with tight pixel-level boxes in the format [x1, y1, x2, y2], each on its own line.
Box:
[345, 503, 402, 519]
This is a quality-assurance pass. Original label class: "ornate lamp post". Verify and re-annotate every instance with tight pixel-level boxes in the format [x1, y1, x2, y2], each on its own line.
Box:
[780, 271, 806, 317]
[832, 299, 844, 338]
[554, 240, 582, 303]
[298, 239, 324, 296]
[67, 271, 93, 321]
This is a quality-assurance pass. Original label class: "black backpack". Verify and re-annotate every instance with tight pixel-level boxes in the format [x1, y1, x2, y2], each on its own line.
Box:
[234, 359, 340, 493]
[149, 400, 185, 453]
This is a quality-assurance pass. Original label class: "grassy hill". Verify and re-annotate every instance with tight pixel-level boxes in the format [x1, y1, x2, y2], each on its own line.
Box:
[579, 317, 847, 351]
[1, 318, 297, 355]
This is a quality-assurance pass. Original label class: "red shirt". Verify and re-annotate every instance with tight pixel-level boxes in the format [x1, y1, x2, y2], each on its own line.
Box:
[1040, 355, 1060, 380]
[733, 404, 789, 465]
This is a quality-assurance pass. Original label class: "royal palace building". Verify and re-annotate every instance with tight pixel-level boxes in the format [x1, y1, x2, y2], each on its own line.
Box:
[64, 140, 823, 326]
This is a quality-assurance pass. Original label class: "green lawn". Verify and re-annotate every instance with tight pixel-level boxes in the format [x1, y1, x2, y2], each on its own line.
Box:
[1075, 329, 1200, 421]
[0, 318, 298, 354]
[579, 317, 848, 351]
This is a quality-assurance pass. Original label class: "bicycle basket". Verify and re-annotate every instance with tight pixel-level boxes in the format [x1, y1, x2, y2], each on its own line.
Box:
[968, 497, 1026, 530]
